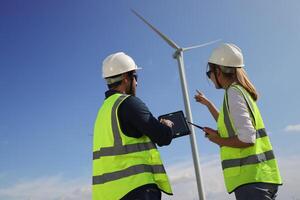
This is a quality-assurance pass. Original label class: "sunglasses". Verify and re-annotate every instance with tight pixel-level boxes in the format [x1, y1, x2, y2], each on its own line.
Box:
[132, 74, 138, 81]
[206, 70, 212, 79]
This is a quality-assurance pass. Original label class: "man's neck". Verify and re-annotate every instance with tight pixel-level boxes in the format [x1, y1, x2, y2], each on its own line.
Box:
[113, 86, 126, 94]
[105, 89, 126, 99]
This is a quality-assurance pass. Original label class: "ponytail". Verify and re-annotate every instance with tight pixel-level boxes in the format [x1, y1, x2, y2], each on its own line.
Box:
[236, 68, 258, 101]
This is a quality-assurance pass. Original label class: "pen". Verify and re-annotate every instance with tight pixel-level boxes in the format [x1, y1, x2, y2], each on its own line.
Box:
[187, 121, 204, 130]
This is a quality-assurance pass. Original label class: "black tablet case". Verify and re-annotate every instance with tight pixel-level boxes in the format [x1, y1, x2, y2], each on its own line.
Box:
[158, 110, 191, 138]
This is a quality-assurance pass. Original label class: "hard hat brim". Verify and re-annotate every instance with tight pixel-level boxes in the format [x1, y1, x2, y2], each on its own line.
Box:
[103, 67, 142, 78]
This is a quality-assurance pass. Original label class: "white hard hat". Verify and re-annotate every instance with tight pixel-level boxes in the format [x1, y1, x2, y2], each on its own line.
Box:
[208, 43, 244, 68]
[102, 52, 141, 78]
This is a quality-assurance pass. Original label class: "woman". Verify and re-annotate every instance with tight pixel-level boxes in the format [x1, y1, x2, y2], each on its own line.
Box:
[194, 43, 282, 200]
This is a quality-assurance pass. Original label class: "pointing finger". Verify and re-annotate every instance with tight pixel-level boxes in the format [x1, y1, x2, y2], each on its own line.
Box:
[196, 89, 203, 95]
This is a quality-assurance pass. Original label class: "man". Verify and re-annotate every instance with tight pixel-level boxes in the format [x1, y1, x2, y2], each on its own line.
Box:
[92, 52, 174, 200]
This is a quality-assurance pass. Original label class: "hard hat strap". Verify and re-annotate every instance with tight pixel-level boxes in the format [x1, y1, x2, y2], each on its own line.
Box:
[214, 68, 222, 88]
[129, 76, 133, 95]
[126, 71, 135, 96]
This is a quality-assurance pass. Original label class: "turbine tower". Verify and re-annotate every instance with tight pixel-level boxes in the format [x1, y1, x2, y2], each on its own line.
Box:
[132, 9, 220, 200]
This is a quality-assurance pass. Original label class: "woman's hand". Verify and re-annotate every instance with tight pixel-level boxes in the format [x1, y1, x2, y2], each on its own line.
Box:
[203, 127, 220, 145]
[194, 90, 211, 106]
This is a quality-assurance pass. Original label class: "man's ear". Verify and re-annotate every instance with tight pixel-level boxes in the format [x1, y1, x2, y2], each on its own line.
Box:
[122, 74, 128, 84]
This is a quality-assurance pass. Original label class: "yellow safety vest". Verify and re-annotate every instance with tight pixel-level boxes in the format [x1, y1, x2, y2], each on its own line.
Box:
[92, 93, 172, 200]
[217, 84, 282, 193]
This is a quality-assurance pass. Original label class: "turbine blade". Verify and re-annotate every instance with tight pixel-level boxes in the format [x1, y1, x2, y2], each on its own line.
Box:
[131, 9, 180, 50]
[182, 39, 221, 51]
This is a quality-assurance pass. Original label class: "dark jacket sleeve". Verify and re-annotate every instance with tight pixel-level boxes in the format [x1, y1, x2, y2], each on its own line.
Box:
[118, 96, 173, 146]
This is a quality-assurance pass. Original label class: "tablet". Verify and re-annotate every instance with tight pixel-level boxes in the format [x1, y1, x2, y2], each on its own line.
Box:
[158, 110, 191, 138]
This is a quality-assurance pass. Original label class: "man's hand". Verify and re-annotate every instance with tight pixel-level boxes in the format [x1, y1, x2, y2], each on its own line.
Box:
[160, 119, 174, 128]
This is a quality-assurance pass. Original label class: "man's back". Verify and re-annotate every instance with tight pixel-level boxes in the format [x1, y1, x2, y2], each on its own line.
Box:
[92, 92, 173, 200]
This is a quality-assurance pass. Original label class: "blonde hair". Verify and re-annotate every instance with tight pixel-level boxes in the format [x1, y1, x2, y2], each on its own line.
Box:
[235, 68, 258, 101]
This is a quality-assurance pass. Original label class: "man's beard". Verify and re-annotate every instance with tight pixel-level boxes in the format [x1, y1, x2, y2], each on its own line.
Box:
[126, 84, 136, 96]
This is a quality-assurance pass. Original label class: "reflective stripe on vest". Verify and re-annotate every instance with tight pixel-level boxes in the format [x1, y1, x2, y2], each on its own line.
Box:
[222, 94, 236, 137]
[93, 164, 166, 185]
[222, 150, 275, 170]
[93, 141, 156, 159]
[111, 94, 128, 146]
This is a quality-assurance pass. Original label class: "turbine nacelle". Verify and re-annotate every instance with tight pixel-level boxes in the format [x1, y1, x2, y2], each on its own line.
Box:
[173, 49, 183, 59]
[131, 9, 221, 61]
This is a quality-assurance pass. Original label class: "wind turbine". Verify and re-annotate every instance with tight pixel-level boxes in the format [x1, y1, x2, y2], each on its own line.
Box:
[132, 9, 220, 200]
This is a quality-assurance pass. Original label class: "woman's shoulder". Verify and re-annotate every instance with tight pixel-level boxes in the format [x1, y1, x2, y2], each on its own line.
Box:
[228, 84, 247, 95]
[227, 85, 245, 103]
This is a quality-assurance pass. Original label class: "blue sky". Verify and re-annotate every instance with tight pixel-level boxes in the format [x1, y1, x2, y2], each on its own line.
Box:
[1, 1, 300, 199]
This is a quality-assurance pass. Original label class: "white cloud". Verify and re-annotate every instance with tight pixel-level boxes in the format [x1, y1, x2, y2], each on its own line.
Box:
[1, 154, 299, 200]
[163, 154, 300, 200]
[0, 175, 91, 200]
[162, 155, 235, 200]
[284, 124, 300, 132]
[276, 156, 300, 200]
